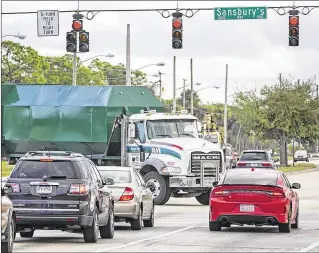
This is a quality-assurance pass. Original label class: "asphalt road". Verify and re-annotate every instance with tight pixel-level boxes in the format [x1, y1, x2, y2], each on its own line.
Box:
[12, 168, 319, 253]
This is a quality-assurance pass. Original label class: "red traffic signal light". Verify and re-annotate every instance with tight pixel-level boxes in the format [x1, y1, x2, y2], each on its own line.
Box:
[172, 13, 183, 49]
[72, 20, 83, 31]
[289, 15, 299, 47]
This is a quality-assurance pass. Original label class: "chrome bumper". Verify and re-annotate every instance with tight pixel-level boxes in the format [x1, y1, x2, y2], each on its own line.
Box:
[169, 176, 219, 188]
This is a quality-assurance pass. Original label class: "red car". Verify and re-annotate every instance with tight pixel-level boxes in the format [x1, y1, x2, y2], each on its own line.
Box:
[209, 168, 301, 233]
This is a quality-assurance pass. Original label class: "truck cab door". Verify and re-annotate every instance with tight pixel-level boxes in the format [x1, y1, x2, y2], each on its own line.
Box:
[127, 121, 147, 168]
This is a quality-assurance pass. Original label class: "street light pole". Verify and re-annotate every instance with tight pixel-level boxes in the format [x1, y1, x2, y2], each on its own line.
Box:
[190, 58, 194, 115]
[173, 56, 176, 111]
[73, 54, 114, 86]
[126, 24, 131, 86]
[224, 64, 229, 144]
[183, 78, 187, 109]
[159, 71, 163, 100]
[2, 34, 26, 39]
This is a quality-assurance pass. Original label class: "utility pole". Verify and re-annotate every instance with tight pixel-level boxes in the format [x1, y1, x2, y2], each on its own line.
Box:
[126, 24, 131, 86]
[72, 2, 80, 86]
[158, 71, 163, 100]
[279, 73, 282, 88]
[223, 64, 228, 144]
[190, 58, 194, 115]
[173, 56, 176, 111]
[316, 83, 319, 154]
[183, 78, 187, 109]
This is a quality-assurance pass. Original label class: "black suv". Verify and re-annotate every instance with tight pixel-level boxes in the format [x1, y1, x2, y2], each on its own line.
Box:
[5, 151, 115, 243]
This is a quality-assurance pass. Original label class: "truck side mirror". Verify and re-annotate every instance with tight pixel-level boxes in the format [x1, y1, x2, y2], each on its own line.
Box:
[128, 123, 136, 139]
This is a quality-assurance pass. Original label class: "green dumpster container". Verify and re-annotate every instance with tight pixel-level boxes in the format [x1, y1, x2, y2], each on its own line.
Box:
[1, 84, 164, 159]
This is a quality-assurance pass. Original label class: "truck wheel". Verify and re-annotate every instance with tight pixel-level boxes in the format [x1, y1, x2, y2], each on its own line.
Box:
[195, 191, 211, 205]
[143, 171, 171, 205]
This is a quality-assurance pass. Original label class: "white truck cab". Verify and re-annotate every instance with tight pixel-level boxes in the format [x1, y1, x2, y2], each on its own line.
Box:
[119, 110, 225, 205]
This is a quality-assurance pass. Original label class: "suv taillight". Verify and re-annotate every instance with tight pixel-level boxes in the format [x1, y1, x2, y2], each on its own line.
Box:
[119, 187, 134, 201]
[69, 184, 88, 195]
[237, 162, 246, 166]
[7, 183, 20, 193]
[262, 163, 272, 167]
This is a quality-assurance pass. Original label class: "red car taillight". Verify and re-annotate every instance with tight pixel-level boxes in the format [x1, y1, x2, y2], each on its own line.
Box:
[119, 187, 134, 201]
[7, 183, 20, 193]
[268, 190, 285, 198]
[211, 189, 230, 197]
[262, 163, 272, 167]
[237, 162, 246, 166]
[69, 184, 88, 195]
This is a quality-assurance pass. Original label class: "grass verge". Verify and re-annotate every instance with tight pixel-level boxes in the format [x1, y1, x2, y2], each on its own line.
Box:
[1, 160, 14, 177]
[279, 163, 317, 173]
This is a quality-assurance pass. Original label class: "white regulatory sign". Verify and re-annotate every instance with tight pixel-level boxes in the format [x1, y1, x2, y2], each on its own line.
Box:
[37, 10, 59, 36]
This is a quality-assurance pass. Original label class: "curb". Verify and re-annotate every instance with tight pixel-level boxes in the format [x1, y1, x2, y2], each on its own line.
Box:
[283, 167, 319, 175]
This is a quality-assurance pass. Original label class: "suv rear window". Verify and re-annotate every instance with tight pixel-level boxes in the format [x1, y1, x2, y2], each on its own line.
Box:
[10, 160, 81, 179]
[240, 152, 268, 161]
[223, 172, 278, 186]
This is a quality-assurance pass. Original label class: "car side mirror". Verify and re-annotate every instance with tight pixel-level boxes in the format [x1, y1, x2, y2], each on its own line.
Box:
[237, 158, 240, 161]
[128, 123, 136, 139]
[104, 177, 114, 186]
[291, 183, 301, 189]
[212, 181, 218, 187]
[275, 158, 279, 163]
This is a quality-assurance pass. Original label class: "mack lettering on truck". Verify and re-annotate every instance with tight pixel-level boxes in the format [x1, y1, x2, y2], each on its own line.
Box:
[191, 151, 222, 176]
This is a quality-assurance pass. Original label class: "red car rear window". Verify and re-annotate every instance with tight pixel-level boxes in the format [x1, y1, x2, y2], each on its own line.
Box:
[223, 172, 278, 186]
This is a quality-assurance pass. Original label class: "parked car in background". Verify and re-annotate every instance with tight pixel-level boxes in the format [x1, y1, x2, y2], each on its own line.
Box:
[236, 150, 279, 169]
[98, 166, 155, 230]
[209, 168, 301, 233]
[2, 185, 15, 253]
[5, 151, 115, 243]
[294, 150, 310, 162]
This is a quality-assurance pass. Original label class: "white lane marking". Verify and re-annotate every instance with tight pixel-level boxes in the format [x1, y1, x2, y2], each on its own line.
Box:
[299, 240, 319, 252]
[94, 226, 195, 252]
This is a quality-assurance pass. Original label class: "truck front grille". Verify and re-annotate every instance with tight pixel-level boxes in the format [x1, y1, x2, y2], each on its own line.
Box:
[191, 151, 222, 176]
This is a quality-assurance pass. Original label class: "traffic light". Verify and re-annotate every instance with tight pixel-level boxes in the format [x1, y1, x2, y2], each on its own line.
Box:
[72, 19, 83, 31]
[66, 32, 77, 52]
[172, 12, 183, 49]
[289, 15, 299, 47]
[79, 31, 89, 52]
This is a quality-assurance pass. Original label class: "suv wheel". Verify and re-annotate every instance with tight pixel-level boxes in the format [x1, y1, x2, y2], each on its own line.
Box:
[100, 205, 115, 239]
[131, 207, 142, 230]
[2, 217, 15, 253]
[20, 231, 34, 238]
[83, 209, 99, 243]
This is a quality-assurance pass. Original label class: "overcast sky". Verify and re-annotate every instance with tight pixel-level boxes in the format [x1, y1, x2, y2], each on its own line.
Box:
[2, 1, 319, 104]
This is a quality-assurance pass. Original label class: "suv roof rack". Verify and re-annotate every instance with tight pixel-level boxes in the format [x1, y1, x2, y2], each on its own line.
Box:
[24, 151, 84, 158]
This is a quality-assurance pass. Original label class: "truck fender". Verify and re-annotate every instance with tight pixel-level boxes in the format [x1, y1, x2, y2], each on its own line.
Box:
[139, 158, 166, 175]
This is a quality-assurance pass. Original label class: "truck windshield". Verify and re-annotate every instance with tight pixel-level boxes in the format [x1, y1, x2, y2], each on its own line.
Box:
[146, 119, 199, 139]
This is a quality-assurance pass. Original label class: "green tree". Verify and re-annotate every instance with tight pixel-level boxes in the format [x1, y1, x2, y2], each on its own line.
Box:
[177, 89, 201, 110]
[1, 40, 49, 84]
[233, 76, 319, 165]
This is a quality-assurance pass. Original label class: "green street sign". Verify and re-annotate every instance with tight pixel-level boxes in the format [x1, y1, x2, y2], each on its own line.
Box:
[214, 7, 267, 20]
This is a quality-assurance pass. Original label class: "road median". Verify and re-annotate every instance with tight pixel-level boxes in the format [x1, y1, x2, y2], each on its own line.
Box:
[279, 162, 318, 174]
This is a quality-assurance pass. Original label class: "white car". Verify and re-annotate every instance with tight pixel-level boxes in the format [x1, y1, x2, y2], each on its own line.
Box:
[294, 150, 309, 162]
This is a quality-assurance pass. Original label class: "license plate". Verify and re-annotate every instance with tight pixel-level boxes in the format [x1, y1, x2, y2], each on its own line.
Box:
[251, 163, 258, 167]
[204, 178, 214, 186]
[240, 204, 254, 212]
[36, 185, 52, 194]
